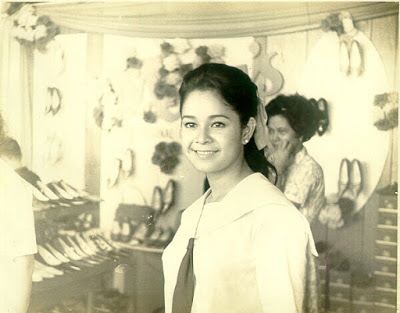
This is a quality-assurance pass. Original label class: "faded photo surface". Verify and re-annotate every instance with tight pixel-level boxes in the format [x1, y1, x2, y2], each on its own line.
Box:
[0, 1, 398, 313]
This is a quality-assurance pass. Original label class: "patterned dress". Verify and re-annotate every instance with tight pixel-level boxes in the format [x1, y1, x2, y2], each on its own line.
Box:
[281, 147, 326, 223]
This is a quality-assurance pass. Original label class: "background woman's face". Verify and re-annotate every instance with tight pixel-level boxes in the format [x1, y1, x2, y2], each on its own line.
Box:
[267, 114, 302, 149]
[180, 90, 245, 176]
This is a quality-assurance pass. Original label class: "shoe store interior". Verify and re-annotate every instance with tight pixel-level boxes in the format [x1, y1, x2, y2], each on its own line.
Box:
[0, 2, 398, 313]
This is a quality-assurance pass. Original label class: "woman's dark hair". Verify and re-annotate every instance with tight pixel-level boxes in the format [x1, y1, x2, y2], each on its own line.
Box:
[179, 63, 274, 179]
[265, 94, 320, 142]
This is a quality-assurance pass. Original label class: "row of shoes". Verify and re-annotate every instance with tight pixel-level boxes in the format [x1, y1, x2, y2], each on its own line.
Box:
[32, 180, 100, 210]
[111, 220, 174, 248]
[33, 232, 126, 282]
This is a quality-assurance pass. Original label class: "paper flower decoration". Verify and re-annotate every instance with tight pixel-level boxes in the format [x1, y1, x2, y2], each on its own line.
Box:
[12, 5, 59, 52]
[151, 141, 182, 174]
[373, 92, 398, 131]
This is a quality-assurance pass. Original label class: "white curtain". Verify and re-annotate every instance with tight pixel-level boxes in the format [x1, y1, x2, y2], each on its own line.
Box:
[0, 15, 33, 167]
[34, 2, 398, 38]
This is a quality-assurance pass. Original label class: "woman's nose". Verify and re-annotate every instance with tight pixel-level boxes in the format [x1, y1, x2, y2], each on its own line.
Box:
[195, 126, 211, 143]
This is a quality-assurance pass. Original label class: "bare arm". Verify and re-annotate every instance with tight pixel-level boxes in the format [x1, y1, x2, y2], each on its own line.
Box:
[12, 254, 34, 313]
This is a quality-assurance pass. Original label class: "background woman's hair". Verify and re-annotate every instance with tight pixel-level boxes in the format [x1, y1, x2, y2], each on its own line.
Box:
[265, 94, 320, 142]
[179, 63, 275, 180]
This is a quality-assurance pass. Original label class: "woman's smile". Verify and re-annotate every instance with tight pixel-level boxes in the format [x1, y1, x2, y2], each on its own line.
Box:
[191, 148, 220, 159]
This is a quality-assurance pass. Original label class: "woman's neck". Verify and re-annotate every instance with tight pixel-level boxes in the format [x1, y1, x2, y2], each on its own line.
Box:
[206, 162, 254, 203]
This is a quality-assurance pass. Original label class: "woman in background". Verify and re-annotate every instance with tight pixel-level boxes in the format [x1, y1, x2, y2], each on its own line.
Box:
[162, 63, 318, 313]
[264, 94, 325, 224]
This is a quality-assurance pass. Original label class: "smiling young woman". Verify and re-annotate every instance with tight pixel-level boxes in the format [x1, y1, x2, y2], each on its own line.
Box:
[162, 63, 318, 313]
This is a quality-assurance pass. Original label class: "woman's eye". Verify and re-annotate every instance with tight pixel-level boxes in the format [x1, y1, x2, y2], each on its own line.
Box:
[183, 122, 196, 128]
[211, 122, 225, 128]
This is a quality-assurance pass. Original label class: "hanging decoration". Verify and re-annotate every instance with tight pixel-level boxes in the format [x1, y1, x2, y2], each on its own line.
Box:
[11, 4, 59, 52]
[250, 38, 284, 98]
[93, 81, 123, 131]
[373, 92, 398, 131]
[151, 141, 182, 175]
[321, 11, 363, 77]
[147, 39, 226, 123]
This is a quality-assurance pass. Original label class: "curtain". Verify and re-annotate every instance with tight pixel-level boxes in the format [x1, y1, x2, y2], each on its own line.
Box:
[34, 2, 398, 38]
[0, 15, 33, 167]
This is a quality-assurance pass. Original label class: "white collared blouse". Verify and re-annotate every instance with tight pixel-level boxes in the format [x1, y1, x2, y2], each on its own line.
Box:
[162, 173, 317, 313]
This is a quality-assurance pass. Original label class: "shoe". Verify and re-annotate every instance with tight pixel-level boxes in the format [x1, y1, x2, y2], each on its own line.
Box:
[132, 222, 150, 243]
[338, 158, 350, 197]
[316, 98, 329, 136]
[107, 159, 121, 188]
[162, 179, 176, 214]
[111, 220, 122, 241]
[350, 40, 363, 77]
[47, 182, 74, 200]
[51, 87, 62, 115]
[37, 245, 63, 266]
[349, 159, 362, 197]
[151, 186, 163, 215]
[121, 149, 134, 177]
[45, 243, 70, 263]
[120, 221, 132, 243]
[339, 40, 350, 75]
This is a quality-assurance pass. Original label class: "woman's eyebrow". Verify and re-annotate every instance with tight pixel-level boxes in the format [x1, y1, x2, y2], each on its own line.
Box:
[181, 115, 196, 119]
[209, 114, 230, 119]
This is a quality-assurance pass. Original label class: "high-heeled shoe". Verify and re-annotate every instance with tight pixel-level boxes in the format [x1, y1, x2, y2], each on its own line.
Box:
[339, 40, 350, 75]
[350, 40, 363, 77]
[349, 159, 363, 197]
[107, 159, 121, 188]
[151, 186, 163, 216]
[162, 179, 176, 214]
[338, 158, 350, 197]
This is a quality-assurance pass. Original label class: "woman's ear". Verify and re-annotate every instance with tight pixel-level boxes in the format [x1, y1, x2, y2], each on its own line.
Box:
[242, 117, 256, 144]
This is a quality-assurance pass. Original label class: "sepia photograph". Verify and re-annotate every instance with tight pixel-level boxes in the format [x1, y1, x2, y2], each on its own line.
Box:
[0, 1, 398, 313]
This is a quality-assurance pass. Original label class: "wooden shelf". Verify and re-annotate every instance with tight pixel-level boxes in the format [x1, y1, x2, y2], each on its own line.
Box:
[374, 270, 396, 277]
[375, 240, 397, 247]
[375, 286, 397, 293]
[377, 224, 397, 230]
[378, 208, 398, 214]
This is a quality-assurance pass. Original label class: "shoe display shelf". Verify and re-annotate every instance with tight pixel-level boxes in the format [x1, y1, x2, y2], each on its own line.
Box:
[372, 192, 397, 313]
[30, 192, 120, 313]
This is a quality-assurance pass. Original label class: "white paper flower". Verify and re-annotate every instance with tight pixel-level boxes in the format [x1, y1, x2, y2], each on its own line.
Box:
[208, 44, 225, 58]
[170, 38, 191, 54]
[26, 14, 38, 27]
[165, 72, 181, 85]
[25, 27, 35, 42]
[163, 54, 180, 72]
[12, 26, 23, 38]
[17, 11, 31, 26]
[180, 50, 196, 64]
[34, 24, 47, 40]
[372, 106, 385, 123]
